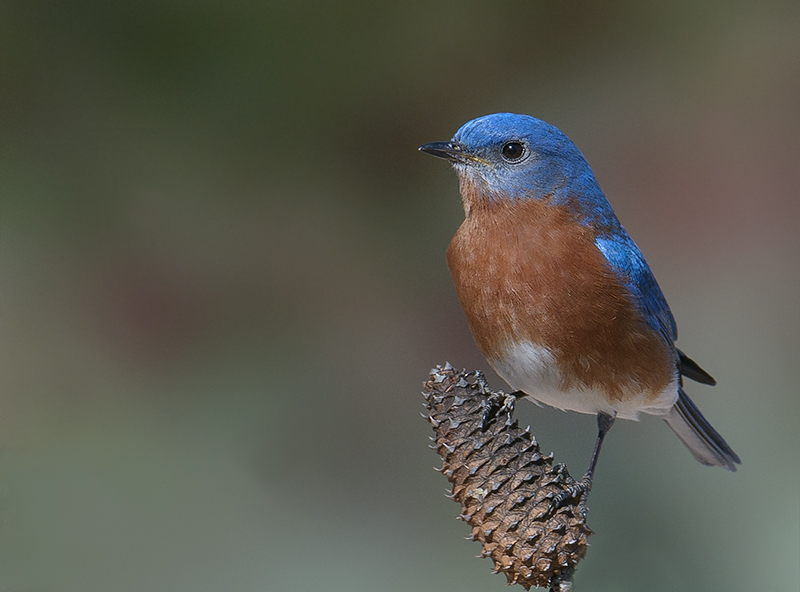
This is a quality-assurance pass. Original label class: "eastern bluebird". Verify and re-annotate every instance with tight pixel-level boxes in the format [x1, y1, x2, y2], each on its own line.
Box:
[420, 113, 739, 496]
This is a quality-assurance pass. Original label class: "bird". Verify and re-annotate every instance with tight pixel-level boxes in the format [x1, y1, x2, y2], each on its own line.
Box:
[419, 113, 739, 501]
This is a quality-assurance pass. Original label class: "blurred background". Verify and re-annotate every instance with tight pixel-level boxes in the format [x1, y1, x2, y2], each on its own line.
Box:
[1, 1, 798, 590]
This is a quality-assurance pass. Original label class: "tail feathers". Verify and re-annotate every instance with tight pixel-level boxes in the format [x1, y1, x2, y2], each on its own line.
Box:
[665, 388, 740, 471]
[677, 349, 717, 385]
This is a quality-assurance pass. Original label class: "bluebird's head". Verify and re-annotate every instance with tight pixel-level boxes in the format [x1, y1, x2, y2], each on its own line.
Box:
[420, 113, 605, 210]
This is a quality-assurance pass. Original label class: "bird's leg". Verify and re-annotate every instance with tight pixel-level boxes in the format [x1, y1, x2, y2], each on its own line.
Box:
[584, 411, 616, 481]
[551, 411, 616, 515]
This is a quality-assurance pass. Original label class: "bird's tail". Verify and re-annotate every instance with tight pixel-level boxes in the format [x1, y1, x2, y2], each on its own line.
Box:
[664, 388, 740, 471]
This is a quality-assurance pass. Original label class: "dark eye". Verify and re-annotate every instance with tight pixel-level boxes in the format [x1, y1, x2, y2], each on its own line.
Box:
[501, 141, 525, 162]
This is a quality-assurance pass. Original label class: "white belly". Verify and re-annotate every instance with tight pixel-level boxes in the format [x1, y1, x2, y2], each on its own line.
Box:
[490, 341, 679, 421]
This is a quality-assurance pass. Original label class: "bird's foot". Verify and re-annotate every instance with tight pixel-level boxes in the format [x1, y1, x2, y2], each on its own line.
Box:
[550, 474, 593, 517]
[480, 391, 521, 430]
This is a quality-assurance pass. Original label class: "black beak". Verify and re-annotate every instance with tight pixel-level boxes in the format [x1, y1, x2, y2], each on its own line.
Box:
[419, 141, 462, 162]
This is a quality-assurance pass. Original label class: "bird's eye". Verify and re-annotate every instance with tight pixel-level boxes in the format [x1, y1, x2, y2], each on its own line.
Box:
[501, 141, 525, 162]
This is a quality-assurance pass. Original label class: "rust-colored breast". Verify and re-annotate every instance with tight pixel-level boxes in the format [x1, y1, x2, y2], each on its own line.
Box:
[446, 191, 673, 403]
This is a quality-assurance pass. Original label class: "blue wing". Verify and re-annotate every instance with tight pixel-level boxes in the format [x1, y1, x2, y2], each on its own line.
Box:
[595, 231, 678, 344]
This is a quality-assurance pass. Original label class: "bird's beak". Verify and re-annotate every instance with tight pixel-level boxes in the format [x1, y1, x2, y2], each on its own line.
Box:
[419, 141, 460, 160]
[419, 141, 484, 164]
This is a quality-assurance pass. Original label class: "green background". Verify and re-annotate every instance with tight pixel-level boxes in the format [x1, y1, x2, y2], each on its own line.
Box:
[2, 1, 798, 590]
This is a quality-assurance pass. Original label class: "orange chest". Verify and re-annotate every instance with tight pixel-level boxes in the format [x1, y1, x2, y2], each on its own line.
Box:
[446, 200, 610, 352]
[445, 199, 673, 397]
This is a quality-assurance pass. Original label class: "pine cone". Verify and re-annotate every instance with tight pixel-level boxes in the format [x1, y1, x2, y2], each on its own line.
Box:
[423, 363, 592, 591]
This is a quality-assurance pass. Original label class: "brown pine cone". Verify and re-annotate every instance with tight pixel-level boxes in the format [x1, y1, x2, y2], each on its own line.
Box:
[423, 363, 592, 591]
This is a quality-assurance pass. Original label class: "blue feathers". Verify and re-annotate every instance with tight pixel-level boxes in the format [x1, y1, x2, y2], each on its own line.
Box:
[594, 233, 678, 343]
[453, 113, 589, 202]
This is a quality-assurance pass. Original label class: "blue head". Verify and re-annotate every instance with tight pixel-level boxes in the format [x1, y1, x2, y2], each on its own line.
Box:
[420, 113, 618, 228]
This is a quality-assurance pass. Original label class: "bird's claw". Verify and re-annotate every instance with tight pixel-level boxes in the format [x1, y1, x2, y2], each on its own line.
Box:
[480, 391, 518, 430]
[550, 475, 593, 517]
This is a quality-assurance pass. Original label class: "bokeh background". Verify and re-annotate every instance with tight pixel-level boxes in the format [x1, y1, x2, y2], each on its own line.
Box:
[1, 1, 798, 591]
